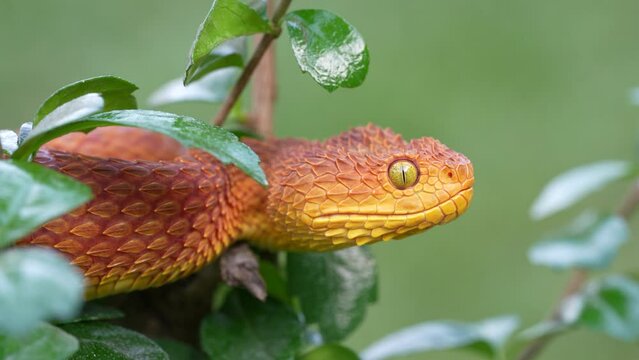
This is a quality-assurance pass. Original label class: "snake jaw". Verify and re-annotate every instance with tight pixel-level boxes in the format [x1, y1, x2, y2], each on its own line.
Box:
[309, 183, 474, 247]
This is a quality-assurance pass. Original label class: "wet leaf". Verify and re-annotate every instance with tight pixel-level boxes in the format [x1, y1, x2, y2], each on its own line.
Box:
[0, 160, 92, 246]
[12, 109, 267, 186]
[530, 161, 635, 220]
[528, 214, 628, 270]
[360, 315, 520, 360]
[0, 248, 84, 335]
[0, 130, 18, 155]
[61, 322, 169, 360]
[285, 10, 369, 92]
[0, 323, 79, 360]
[300, 344, 360, 360]
[33, 76, 138, 126]
[200, 291, 303, 360]
[149, 68, 240, 106]
[287, 247, 377, 342]
[186, 0, 270, 82]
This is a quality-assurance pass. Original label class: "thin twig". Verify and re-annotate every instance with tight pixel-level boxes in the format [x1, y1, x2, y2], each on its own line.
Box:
[617, 180, 639, 220]
[517, 179, 639, 360]
[213, 0, 292, 127]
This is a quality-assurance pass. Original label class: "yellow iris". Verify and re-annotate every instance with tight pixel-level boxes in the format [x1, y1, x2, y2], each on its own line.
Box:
[388, 160, 419, 189]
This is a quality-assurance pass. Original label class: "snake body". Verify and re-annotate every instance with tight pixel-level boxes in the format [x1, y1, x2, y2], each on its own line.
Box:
[20, 125, 474, 299]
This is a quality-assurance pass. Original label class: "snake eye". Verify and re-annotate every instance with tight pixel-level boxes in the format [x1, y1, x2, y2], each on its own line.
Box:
[388, 160, 419, 189]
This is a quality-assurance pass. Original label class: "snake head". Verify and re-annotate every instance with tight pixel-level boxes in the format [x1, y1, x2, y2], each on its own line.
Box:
[259, 125, 474, 250]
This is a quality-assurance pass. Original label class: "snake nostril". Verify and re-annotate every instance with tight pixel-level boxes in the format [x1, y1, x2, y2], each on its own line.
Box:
[447, 171, 453, 178]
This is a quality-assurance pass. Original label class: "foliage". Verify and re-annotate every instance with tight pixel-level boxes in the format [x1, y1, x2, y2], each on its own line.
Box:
[528, 213, 628, 270]
[149, 68, 240, 106]
[299, 344, 360, 360]
[0, 248, 84, 335]
[61, 322, 169, 360]
[0, 130, 18, 155]
[285, 10, 370, 92]
[185, 0, 271, 84]
[0, 160, 92, 244]
[529, 161, 636, 220]
[361, 316, 520, 360]
[13, 109, 267, 186]
[0, 323, 78, 360]
[33, 76, 138, 127]
[287, 248, 377, 342]
[200, 291, 303, 360]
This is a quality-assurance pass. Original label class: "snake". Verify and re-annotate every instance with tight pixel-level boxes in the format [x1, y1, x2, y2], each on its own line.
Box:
[19, 124, 474, 299]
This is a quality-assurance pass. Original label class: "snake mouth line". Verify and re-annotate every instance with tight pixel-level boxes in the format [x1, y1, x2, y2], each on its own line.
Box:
[311, 186, 474, 222]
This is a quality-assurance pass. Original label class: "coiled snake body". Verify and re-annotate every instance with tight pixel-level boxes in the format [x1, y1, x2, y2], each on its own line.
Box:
[20, 125, 474, 299]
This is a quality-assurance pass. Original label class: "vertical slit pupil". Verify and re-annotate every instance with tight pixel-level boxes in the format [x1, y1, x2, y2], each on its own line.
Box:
[401, 166, 407, 184]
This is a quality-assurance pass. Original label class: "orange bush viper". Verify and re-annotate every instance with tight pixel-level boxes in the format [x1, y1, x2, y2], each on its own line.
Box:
[19, 125, 474, 299]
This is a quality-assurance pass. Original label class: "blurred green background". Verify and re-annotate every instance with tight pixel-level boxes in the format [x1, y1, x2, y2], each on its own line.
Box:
[2, 0, 639, 358]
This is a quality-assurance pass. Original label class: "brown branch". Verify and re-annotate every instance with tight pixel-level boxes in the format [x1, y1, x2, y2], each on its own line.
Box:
[248, 0, 276, 138]
[517, 179, 639, 360]
[213, 0, 292, 128]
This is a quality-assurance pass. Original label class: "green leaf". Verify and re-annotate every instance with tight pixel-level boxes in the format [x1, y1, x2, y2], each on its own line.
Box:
[0, 160, 92, 245]
[61, 304, 125, 324]
[299, 344, 360, 360]
[242, 0, 266, 16]
[285, 10, 370, 92]
[0, 323, 79, 360]
[530, 161, 635, 220]
[155, 338, 206, 360]
[186, 0, 271, 82]
[259, 260, 289, 304]
[61, 322, 169, 360]
[0, 248, 84, 335]
[33, 76, 138, 126]
[224, 123, 262, 140]
[1, 130, 18, 155]
[578, 275, 639, 341]
[519, 295, 584, 340]
[528, 214, 628, 270]
[200, 291, 303, 360]
[13, 109, 267, 186]
[360, 315, 520, 360]
[149, 68, 240, 106]
[287, 247, 377, 342]
[187, 53, 243, 85]
[185, 39, 245, 85]
[17, 123, 33, 146]
[524, 276, 639, 342]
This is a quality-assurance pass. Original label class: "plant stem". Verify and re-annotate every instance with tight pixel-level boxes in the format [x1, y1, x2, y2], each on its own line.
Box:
[213, 0, 292, 127]
[249, 0, 276, 137]
[517, 179, 639, 360]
